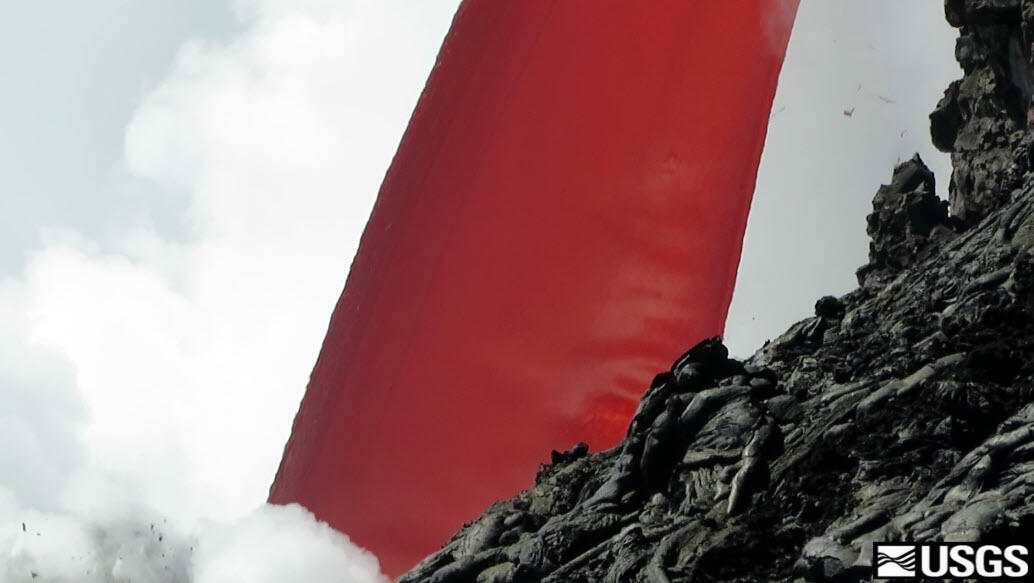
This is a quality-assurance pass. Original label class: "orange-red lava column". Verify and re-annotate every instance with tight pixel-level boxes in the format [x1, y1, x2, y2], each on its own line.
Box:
[270, 1, 799, 575]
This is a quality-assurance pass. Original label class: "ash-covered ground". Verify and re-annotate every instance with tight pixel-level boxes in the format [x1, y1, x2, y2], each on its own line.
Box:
[399, 2, 1034, 582]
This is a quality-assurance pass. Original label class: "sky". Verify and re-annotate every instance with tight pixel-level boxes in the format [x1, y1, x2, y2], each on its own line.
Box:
[0, 1, 959, 581]
[725, 0, 961, 356]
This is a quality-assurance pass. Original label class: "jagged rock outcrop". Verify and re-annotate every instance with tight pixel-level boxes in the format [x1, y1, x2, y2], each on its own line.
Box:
[399, 3, 1034, 582]
[933, 0, 1034, 225]
[856, 154, 955, 285]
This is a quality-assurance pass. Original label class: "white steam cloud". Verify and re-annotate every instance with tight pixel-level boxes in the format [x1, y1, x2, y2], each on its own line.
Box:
[1, 504, 384, 583]
[0, 0, 459, 581]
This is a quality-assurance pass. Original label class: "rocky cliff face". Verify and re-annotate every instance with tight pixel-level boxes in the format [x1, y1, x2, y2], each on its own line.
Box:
[398, 3, 1034, 582]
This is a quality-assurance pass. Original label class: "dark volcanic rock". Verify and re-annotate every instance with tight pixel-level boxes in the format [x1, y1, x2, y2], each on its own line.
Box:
[856, 154, 955, 285]
[933, 0, 1033, 226]
[399, 3, 1034, 582]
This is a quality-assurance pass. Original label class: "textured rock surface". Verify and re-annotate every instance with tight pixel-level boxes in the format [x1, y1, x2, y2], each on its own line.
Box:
[934, 0, 1034, 225]
[399, 3, 1034, 582]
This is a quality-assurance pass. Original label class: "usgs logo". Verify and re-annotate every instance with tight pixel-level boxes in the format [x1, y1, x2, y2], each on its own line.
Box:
[873, 542, 1030, 579]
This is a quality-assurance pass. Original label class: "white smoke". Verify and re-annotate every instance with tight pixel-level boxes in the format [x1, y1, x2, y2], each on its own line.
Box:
[0, 0, 459, 580]
[0, 504, 385, 583]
